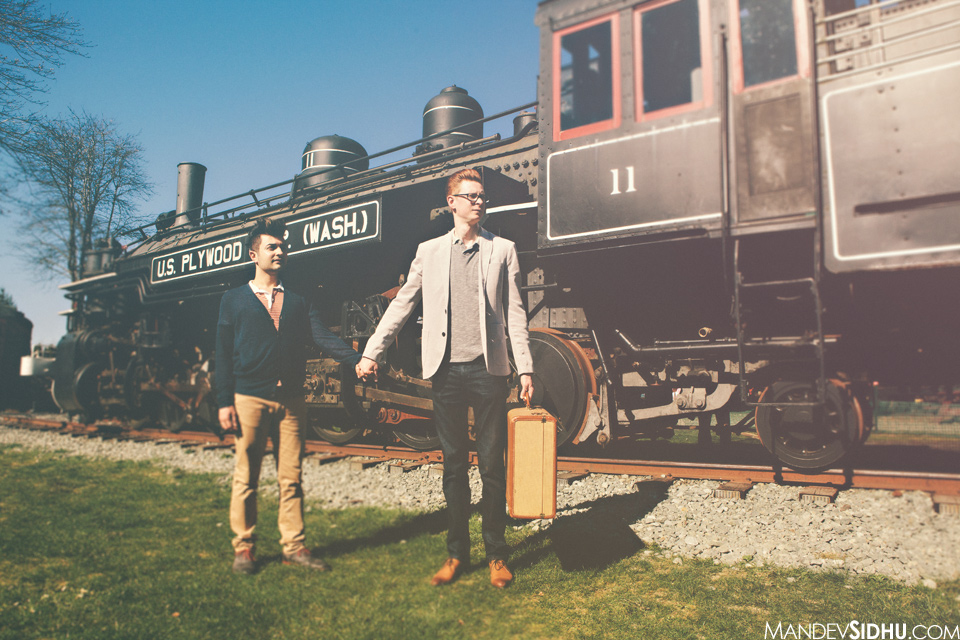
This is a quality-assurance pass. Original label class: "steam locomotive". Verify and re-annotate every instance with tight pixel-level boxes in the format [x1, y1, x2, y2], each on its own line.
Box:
[27, 0, 960, 470]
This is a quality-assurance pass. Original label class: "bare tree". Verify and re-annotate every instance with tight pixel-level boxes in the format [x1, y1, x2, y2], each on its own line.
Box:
[15, 110, 153, 280]
[0, 0, 85, 152]
[0, 287, 15, 309]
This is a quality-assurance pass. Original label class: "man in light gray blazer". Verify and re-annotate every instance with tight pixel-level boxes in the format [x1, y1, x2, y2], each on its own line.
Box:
[357, 168, 534, 589]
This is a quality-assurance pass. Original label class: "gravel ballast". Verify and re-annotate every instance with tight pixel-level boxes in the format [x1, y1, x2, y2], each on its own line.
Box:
[2, 424, 957, 586]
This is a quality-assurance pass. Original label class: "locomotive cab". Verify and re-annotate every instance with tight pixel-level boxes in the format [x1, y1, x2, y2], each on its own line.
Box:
[532, 0, 960, 469]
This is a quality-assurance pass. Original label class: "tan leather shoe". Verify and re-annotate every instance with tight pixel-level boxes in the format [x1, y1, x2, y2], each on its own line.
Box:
[489, 559, 513, 588]
[430, 558, 461, 586]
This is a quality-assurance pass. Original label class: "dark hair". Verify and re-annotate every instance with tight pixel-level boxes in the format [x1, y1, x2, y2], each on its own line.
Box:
[446, 168, 483, 198]
[247, 218, 287, 252]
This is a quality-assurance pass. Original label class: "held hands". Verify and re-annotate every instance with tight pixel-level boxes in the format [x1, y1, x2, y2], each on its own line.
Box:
[219, 405, 239, 434]
[356, 356, 379, 382]
[520, 374, 534, 407]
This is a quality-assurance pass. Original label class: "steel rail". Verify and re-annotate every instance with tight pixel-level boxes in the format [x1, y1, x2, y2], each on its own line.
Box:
[3, 415, 959, 495]
[554, 456, 960, 494]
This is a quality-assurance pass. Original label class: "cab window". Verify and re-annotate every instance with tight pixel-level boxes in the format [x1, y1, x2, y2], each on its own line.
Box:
[636, 0, 707, 118]
[554, 15, 620, 140]
[739, 0, 798, 87]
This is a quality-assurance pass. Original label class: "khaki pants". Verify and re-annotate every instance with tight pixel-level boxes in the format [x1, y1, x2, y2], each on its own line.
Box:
[230, 392, 307, 555]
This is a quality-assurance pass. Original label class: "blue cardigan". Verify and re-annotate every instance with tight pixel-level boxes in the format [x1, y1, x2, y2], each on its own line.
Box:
[215, 284, 360, 407]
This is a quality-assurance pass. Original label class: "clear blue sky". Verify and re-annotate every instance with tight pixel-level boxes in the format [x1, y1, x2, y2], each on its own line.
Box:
[1, 0, 541, 346]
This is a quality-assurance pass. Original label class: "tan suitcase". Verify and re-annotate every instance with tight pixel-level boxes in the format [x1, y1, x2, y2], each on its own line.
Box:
[506, 406, 557, 520]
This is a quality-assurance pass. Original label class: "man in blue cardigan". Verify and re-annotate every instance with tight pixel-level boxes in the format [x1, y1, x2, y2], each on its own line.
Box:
[217, 217, 360, 575]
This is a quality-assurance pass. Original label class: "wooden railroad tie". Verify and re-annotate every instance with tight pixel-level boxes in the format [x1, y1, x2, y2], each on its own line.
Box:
[389, 461, 424, 474]
[428, 464, 445, 478]
[557, 471, 589, 486]
[799, 486, 839, 504]
[633, 476, 675, 494]
[933, 494, 960, 515]
[96, 426, 124, 438]
[713, 481, 754, 500]
[201, 443, 233, 451]
[349, 457, 391, 471]
[307, 453, 350, 466]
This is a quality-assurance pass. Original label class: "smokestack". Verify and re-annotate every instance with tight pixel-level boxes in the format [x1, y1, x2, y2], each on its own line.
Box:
[174, 162, 207, 227]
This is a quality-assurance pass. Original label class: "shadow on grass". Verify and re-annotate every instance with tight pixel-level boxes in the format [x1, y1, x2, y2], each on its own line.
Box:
[314, 505, 452, 559]
[233, 507, 456, 571]
[296, 478, 672, 576]
[510, 480, 671, 572]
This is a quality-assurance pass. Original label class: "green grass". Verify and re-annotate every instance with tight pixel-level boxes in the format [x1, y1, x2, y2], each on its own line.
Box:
[1, 444, 958, 640]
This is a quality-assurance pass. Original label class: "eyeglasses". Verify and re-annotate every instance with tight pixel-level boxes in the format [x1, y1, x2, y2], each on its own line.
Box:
[452, 192, 488, 204]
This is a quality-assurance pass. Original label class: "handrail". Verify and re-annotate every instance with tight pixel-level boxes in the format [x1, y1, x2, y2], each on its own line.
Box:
[816, 0, 960, 26]
[815, 0, 960, 81]
[120, 100, 538, 247]
[818, 41, 960, 81]
[817, 0, 960, 34]
[817, 18, 960, 64]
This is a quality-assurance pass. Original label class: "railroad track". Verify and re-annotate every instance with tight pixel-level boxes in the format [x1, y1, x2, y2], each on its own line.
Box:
[3, 414, 959, 502]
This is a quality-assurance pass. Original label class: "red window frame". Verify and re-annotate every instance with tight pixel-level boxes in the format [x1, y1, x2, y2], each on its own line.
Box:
[552, 12, 622, 142]
[634, 0, 713, 122]
[728, 0, 811, 94]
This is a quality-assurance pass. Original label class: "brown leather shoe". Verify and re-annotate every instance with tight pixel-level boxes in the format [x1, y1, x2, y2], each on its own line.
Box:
[489, 559, 513, 588]
[282, 548, 330, 571]
[430, 558, 461, 586]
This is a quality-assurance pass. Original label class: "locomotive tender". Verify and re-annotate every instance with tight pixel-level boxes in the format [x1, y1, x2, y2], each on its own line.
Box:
[32, 0, 960, 470]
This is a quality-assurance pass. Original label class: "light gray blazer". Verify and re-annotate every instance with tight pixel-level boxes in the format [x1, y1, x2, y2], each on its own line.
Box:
[362, 227, 534, 380]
